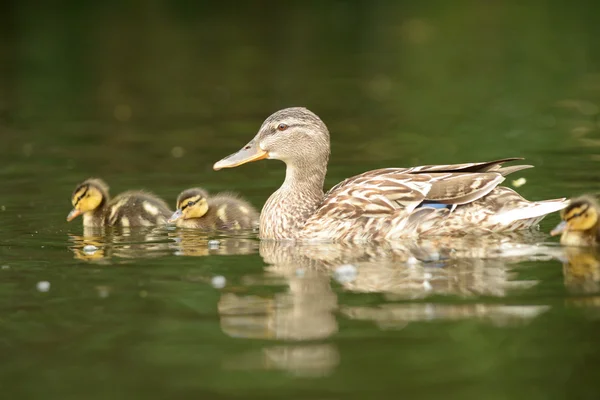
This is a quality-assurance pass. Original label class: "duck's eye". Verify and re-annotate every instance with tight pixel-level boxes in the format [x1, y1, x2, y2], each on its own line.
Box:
[277, 123, 288, 131]
[187, 201, 194, 207]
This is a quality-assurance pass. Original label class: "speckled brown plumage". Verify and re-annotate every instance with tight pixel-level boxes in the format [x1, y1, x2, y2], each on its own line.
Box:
[214, 107, 568, 242]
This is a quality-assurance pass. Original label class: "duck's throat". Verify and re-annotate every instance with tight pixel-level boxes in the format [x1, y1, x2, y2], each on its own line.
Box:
[83, 202, 107, 227]
[260, 163, 326, 239]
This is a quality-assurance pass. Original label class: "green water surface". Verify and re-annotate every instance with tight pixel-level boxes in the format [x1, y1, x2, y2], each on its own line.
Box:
[1, 1, 600, 399]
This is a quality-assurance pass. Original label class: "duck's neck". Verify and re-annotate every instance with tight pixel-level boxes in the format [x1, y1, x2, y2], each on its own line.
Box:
[260, 161, 327, 239]
[83, 200, 108, 228]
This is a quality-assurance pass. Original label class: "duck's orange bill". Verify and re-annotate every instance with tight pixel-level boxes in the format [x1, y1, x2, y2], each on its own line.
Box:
[66, 208, 81, 222]
[214, 141, 268, 170]
[550, 221, 567, 236]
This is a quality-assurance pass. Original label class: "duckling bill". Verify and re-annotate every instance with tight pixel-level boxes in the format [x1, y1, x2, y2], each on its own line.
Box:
[550, 196, 600, 246]
[168, 187, 258, 230]
[67, 178, 172, 227]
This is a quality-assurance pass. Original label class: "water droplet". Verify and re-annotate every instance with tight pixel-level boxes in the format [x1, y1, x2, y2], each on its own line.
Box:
[171, 146, 185, 158]
[211, 275, 226, 289]
[208, 240, 220, 250]
[36, 281, 50, 292]
[96, 286, 110, 298]
[83, 245, 98, 254]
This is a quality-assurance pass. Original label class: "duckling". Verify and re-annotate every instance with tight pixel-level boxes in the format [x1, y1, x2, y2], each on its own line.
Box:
[550, 196, 600, 246]
[168, 187, 259, 230]
[66, 178, 172, 227]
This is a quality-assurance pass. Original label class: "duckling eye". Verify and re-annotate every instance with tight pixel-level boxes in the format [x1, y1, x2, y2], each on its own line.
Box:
[277, 123, 288, 131]
[187, 201, 194, 207]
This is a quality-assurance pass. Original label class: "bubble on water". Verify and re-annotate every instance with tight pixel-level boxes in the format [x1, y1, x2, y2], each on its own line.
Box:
[171, 146, 185, 158]
[211, 275, 226, 289]
[334, 264, 358, 284]
[96, 286, 110, 298]
[37, 281, 50, 292]
[1, 265, 10, 270]
[512, 177, 527, 188]
[139, 290, 148, 298]
[208, 240, 220, 250]
[1, 205, 5, 211]
[83, 245, 98, 255]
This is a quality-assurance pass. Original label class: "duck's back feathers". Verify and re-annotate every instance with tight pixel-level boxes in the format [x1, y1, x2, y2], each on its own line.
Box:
[301, 159, 567, 241]
[106, 191, 172, 227]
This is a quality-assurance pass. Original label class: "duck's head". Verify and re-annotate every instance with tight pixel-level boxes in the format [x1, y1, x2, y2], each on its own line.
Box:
[168, 188, 209, 222]
[551, 196, 600, 237]
[213, 107, 330, 170]
[67, 179, 109, 221]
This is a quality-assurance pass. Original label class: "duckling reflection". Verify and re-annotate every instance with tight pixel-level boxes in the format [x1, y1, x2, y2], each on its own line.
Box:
[560, 246, 600, 295]
[68, 226, 174, 261]
[68, 227, 108, 261]
[169, 229, 258, 257]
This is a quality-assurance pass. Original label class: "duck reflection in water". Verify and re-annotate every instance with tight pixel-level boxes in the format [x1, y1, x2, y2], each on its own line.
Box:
[217, 232, 566, 375]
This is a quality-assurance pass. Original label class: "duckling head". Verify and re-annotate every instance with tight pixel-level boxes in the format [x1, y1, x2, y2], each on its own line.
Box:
[67, 178, 109, 221]
[169, 188, 209, 223]
[551, 196, 599, 239]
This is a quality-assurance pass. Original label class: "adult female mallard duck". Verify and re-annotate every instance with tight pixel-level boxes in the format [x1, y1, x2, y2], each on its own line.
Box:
[67, 178, 172, 227]
[550, 196, 600, 246]
[213, 107, 568, 241]
[168, 187, 258, 230]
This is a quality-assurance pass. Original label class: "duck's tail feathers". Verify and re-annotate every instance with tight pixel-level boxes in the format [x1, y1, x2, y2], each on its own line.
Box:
[489, 198, 569, 225]
[495, 164, 534, 176]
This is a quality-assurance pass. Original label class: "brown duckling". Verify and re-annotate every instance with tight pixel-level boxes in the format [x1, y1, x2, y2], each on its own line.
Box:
[67, 178, 172, 227]
[550, 196, 600, 246]
[168, 187, 258, 230]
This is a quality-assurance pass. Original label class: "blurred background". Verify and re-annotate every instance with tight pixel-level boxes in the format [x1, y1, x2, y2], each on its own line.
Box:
[1, 1, 600, 399]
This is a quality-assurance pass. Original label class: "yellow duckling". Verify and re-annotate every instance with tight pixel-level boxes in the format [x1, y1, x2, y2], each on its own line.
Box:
[550, 196, 600, 246]
[66, 178, 172, 227]
[168, 187, 258, 230]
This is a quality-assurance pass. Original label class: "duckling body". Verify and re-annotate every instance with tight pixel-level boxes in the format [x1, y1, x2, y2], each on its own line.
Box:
[169, 188, 259, 230]
[213, 107, 568, 242]
[551, 196, 600, 246]
[67, 179, 172, 228]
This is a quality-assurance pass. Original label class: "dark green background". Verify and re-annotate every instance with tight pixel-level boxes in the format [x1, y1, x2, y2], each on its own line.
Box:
[1, 1, 600, 399]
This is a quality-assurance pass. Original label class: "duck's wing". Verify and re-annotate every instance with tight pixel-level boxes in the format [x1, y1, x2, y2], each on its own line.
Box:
[315, 169, 507, 221]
